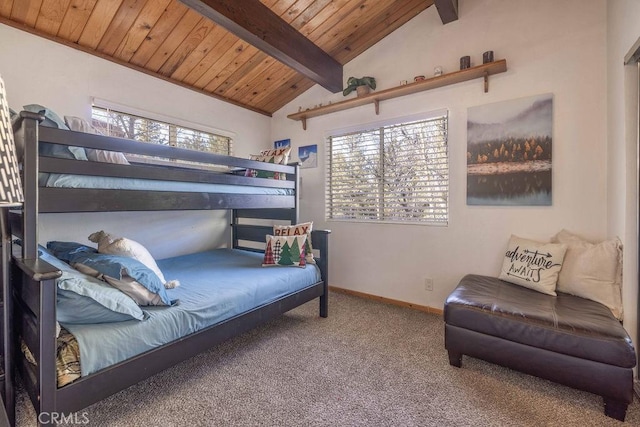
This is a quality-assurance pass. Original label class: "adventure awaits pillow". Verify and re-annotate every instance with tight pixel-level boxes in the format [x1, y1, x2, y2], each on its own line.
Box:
[498, 235, 567, 296]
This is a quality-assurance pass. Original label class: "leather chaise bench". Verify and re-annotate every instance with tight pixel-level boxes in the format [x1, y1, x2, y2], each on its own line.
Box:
[444, 274, 636, 421]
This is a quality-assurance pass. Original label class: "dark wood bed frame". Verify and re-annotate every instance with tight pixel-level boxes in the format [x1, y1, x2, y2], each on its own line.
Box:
[7, 112, 330, 425]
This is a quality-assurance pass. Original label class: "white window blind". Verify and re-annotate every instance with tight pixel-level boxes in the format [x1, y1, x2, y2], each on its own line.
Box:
[91, 105, 232, 156]
[326, 113, 448, 224]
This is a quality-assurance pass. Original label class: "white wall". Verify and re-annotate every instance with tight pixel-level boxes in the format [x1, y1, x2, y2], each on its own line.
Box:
[607, 0, 640, 364]
[272, 0, 610, 312]
[0, 24, 271, 259]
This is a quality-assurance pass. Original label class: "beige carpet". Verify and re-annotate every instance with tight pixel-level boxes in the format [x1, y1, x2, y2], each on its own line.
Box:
[14, 292, 639, 426]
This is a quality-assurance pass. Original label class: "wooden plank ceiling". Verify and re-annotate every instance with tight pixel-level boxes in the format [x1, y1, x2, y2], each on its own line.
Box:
[0, 0, 439, 116]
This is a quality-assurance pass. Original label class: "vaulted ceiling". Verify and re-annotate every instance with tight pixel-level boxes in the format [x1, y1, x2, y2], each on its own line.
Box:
[0, 0, 457, 116]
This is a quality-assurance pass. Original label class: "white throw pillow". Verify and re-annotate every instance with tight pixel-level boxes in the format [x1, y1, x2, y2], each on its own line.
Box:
[551, 229, 623, 319]
[64, 116, 130, 165]
[498, 235, 567, 296]
[88, 231, 179, 289]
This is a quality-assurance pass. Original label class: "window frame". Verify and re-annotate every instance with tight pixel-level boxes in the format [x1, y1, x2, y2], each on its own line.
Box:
[90, 98, 234, 156]
[325, 110, 449, 226]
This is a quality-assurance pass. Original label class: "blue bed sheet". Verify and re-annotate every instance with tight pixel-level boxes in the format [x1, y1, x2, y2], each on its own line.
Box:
[62, 248, 321, 377]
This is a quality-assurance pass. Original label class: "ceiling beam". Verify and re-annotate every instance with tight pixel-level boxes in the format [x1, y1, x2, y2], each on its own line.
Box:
[179, 0, 343, 93]
[434, 0, 458, 24]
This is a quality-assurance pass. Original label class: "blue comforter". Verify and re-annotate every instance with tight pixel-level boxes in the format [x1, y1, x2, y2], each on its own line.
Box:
[62, 249, 321, 377]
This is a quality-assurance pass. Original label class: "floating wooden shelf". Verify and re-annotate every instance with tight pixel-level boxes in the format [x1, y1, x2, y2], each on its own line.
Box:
[288, 59, 508, 130]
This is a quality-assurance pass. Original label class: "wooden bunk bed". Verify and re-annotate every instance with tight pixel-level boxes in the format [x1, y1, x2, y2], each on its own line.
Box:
[8, 111, 330, 425]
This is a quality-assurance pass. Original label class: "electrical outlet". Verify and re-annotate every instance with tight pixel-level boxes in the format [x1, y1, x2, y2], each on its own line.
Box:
[424, 278, 434, 291]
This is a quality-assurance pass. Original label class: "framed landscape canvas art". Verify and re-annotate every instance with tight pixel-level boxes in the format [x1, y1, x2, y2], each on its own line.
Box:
[467, 93, 553, 206]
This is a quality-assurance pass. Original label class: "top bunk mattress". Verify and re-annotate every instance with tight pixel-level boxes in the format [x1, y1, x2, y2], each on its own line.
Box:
[39, 173, 294, 195]
[41, 248, 320, 378]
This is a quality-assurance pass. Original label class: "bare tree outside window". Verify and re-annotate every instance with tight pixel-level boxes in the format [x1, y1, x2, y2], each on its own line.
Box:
[91, 106, 232, 157]
[327, 114, 448, 224]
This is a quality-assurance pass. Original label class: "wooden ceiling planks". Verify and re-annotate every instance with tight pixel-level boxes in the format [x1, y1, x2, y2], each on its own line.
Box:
[0, 0, 436, 115]
[333, 0, 433, 63]
[217, 0, 329, 105]
[57, 0, 99, 42]
[144, 9, 204, 73]
[96, 0, 149, 56]
[128, 2, 189, 67]
[191, 0, 302, 101]
[180, 0, 343, 92]
[179, 31, 239, 86]
[35, 0, 72, 35]
[10, 0, 42, 27]
[111, 0, 172, 61]
[77, 0, 124, 49]
[158, 16, 216, 77]
[0, 1, 13, 18]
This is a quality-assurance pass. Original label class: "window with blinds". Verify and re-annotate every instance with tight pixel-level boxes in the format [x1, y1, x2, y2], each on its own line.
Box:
[326, 113, 448, 224]
[91, 105, 232, 156]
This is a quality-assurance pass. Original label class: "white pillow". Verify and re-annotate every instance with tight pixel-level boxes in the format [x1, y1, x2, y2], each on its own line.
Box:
[498, 235, 567, 296]
[551, 229, 623, 319]
[88, 231, 179, 289]
[64, 116, 130, 165]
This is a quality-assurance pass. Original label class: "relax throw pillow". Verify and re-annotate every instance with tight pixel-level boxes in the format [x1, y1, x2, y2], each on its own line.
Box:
[245, 147, 291, 180]
[551, 229, 623, 319]
[498, 235, 567, 296]
[273, 222, 314, 264]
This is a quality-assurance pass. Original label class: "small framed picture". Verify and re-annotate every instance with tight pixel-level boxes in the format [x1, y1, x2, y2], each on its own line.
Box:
[274, 139, 291, 149]
[298, 144, 317, 169]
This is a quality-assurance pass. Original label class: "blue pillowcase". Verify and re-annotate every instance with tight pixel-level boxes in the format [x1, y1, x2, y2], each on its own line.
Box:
[46, 241, 97, 262]
[57, 288, 145, 324]
[23, 104, 70, 130]
[69, 252, 174, 306]
[39, 247, 146, 323]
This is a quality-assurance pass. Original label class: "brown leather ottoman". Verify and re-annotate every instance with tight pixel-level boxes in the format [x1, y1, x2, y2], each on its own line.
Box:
[444, 274, 636, 421]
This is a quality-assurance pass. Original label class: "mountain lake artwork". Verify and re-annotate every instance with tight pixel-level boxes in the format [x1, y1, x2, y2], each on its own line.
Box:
[467, 93, 553, 206]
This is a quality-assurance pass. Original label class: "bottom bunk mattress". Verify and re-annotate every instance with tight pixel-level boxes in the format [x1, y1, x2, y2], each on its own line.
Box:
[37, 247, 321, 385]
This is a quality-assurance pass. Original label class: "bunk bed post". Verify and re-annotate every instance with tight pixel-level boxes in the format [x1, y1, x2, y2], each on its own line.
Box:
[18, 112, 42, 259]
[11, 258, 61, 427]
[312, 230, 330, 318]
[1, 209, 14, 425]
[293, 164, 300, 224]
[37, 276, 58, 426]
[14, 112, 59, 424]
[231, 210, 239, 249]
